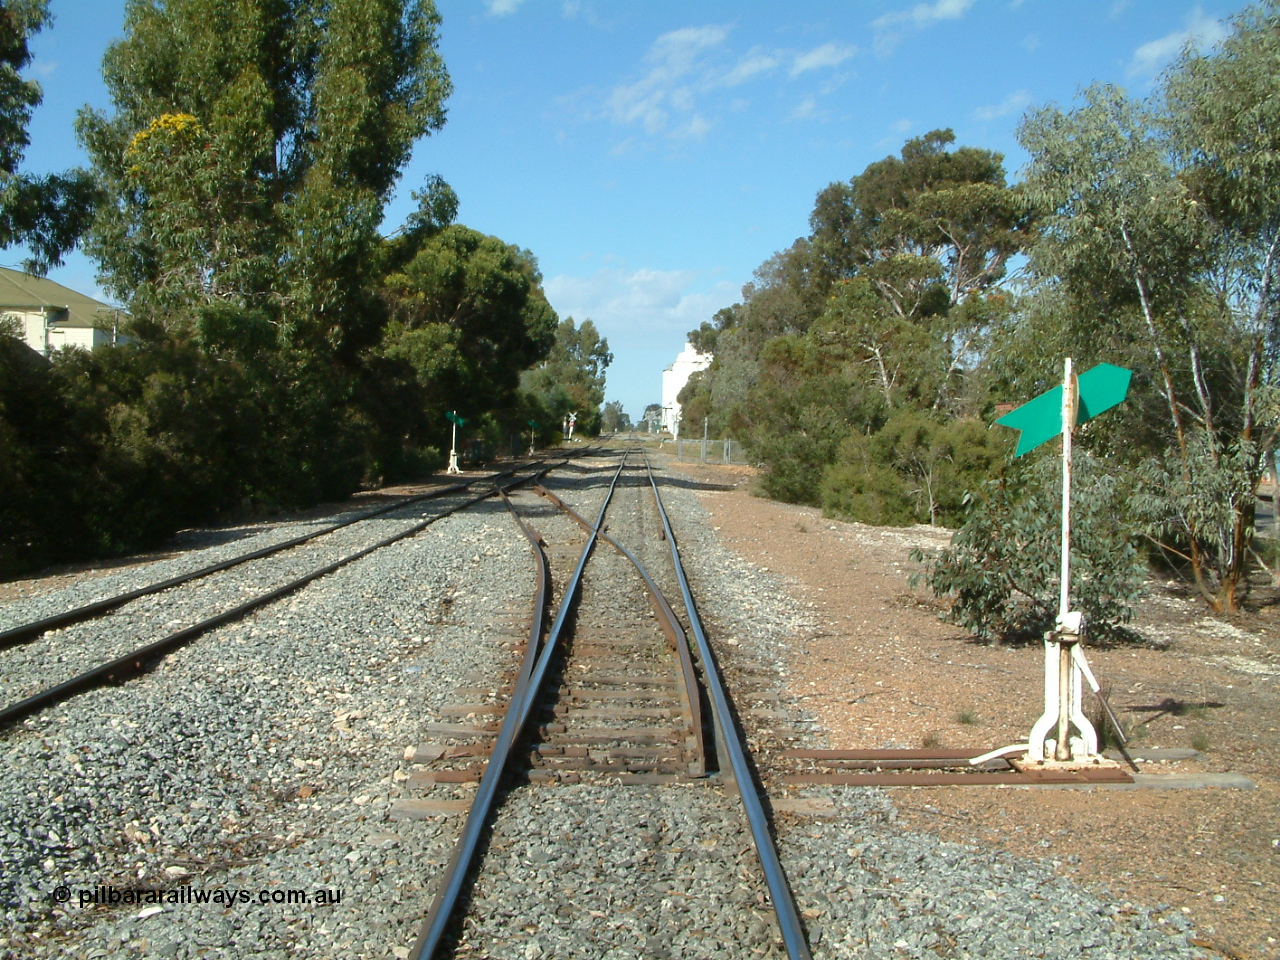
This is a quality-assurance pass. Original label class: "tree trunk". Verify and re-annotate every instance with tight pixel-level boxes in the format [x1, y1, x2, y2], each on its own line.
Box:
[1223, 494, 1256, 613]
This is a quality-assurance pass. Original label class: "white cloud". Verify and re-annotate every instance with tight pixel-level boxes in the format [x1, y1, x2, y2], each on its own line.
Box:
[876, 117, 916, 150]
[719, 50, 782, 87]
[545, 266, 735, 345]
[872, 0, 977, 56]
[1128, 7, 1230, 77]
[652, 25, 732, 71]
[605, 25, 729, 135]
[680, 114, 713, 139]
[873, 0, 976, 31]
[485, 0, 526, 17]
[790, 97, 819, 122]
[544, 263, 741, 416]
[600, 26, 855, 141]
[791, 42, 857, 76]
[974, 89, 1033, 122]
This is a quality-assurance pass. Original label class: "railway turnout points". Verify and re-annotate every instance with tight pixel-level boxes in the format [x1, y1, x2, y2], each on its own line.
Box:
[402, 450, 812, 960]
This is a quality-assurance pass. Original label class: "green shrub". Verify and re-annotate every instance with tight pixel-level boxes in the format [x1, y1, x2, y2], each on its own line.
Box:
[911, 451, 1146, 644]
[0, 336, 93, 574]
[820, 447, 915, 525]
[820, 412, 1009, 527]
[754, 429, 845, 505]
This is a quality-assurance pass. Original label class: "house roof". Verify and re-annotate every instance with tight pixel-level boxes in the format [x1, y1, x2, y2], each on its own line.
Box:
[0, 266, 122, 329]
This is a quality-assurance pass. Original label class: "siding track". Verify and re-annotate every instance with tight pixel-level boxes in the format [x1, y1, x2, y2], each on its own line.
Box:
[0, 460, 573, 726]
[0, 444, 1212, 960]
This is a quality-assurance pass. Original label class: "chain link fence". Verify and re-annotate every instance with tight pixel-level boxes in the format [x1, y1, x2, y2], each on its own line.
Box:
[669, 437, 754, 465]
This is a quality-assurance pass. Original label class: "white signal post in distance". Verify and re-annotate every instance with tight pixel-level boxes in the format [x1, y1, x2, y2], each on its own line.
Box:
[446, 411, 464, 475]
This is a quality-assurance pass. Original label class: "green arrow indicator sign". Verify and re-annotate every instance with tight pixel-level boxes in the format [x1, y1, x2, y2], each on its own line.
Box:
[446, 410, 466, 426]
[996, 362, 1131, 457]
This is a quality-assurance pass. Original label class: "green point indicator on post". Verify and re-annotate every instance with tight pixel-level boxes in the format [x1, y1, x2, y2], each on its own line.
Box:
[996, 363, 1131, 457]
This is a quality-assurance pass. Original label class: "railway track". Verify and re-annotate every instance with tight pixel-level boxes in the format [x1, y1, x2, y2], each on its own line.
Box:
[399, 450, 812, 959]
[0, 445, 1198, 960]
[0, 458, 576, 727]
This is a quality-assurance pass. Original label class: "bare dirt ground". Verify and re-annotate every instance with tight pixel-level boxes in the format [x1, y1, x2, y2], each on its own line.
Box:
[667, 456, 1280, 960]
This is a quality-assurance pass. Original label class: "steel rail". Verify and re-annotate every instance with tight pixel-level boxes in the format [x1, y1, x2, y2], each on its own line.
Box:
[0, 464, 559, 728]
[641, 454, 813, 960]
[531, 479, 706, 777]
[411, 455, 628, 960]
[0, 465, 535, 650]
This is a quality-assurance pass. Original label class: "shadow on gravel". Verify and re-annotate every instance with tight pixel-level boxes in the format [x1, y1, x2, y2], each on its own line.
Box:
[1126, 696, 1227, 722]
[654, 477, 738, 494]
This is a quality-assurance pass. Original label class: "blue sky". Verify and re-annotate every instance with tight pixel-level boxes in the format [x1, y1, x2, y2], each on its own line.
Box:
[12, 0, 1241, 421]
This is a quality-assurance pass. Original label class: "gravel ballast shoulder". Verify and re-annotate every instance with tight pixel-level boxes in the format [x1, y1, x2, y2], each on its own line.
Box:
[1, 493, 531, 959]
[641, 455, 1207, 960]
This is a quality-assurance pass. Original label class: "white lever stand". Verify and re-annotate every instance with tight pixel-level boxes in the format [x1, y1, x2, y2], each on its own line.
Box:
[969, 613, 1110, 770]
[968, 358, 1117, 773]
[1027, 611, 1099, 762]
[447, 421, 461, 475]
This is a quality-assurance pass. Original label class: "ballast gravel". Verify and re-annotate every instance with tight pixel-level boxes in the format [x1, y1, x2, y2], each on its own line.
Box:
[0, 452, 1207, 959]
[0, 485, 490, 706]
[0, 491, 531, 959]
[641, 456, 1205, 960]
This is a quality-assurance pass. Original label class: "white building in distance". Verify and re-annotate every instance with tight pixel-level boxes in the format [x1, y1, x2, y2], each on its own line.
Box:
[0, 267, 126, 356]
[660, 341, 712, 437]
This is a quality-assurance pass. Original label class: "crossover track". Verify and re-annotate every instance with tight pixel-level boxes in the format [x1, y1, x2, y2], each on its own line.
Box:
[0, 458, 577, 727]
[408, 450, 812, 960]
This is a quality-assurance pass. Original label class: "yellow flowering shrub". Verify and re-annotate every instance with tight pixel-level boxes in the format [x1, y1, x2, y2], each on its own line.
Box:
[128, 112, 203, 152]
[126, 113, 206, 179]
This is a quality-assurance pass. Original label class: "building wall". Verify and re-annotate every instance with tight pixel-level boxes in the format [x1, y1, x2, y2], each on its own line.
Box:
[8, 309, 117, 356]
[660, 342, 712, 437]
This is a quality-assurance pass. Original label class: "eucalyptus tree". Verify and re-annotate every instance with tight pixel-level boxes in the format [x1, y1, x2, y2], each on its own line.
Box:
[0, 0, 97, 273]
[77, 0, 451, 353]
[1016, 2, 1280, 613]
[379, 223, 557, 425]
[520, 317, 612, 435]
[808, 129, 1029, 408]
[1159, 1, 1280, 611]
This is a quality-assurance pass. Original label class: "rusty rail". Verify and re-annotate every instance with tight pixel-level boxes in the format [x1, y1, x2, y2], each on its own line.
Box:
[778, 747, 1133, 787]
[531, 479, 707, 777]
[641, 453, 813, 960]
[0, 463, 560, 728]
[410, 456, 628, 960]
[0, 464, 543, 651]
